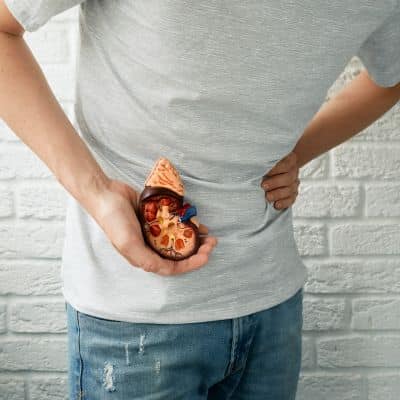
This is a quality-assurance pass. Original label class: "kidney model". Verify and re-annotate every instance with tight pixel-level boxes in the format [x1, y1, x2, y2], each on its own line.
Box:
[137, 157, 201, 261]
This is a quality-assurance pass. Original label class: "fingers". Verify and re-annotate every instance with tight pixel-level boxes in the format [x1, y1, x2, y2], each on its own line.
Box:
[164, 236, 218, 276]
[269, 182, 299, 210]
[260, 152, 300, 210]
[265, 179, 300, 204]
[273, 194, 298, 210]
[197, 235, 218, 255]
[154, 236, 218, 276]
[125, 235, 218, 277]
[261, 168, 299, 191]
[198, 223, 209, 235]
[262, 151, 298, 177]
[260, 151, 300, 193]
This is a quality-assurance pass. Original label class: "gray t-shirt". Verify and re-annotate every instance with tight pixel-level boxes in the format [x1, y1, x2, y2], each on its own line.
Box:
[5, 0, 400, 323]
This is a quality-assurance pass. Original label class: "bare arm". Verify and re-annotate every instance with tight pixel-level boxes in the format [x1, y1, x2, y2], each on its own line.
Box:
[293, 70, 400, 168]
[0, 0, 110, 214]
[0, 0, 218, 275]
[259, 70, 400, 210]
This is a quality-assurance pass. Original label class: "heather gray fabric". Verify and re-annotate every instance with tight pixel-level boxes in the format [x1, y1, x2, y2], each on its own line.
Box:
[5, 0, 400, 323]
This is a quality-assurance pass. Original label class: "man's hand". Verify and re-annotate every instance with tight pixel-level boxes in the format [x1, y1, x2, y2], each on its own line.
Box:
[91, 178, 218, 276]
[260, 151, 300, 210]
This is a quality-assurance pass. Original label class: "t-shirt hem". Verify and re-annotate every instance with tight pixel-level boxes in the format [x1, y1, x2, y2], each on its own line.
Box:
[62, 275, 307, 324]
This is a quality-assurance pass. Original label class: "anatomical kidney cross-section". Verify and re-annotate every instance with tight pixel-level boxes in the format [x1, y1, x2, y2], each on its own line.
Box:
[138, 157, 201, 261]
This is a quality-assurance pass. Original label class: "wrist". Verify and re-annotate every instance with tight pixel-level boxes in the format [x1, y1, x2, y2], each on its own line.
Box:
[291, 147, 306, 170]
[59, 166, 111, 213]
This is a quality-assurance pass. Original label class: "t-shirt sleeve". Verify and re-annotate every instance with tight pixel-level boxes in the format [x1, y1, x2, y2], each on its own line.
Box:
[356, 4, 400, 87]
[3, 0, 86, 32]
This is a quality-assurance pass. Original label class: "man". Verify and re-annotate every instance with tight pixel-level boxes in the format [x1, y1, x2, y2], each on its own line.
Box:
[1, 1, 399, 399]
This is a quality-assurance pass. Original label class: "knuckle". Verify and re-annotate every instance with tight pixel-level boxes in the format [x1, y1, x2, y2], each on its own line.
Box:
[271, 177, 280, 187]
[266, 180, 275, 190]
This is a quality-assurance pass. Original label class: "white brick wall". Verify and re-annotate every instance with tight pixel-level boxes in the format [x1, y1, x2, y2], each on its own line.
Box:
[0, 7, 78, 399]
[294, 60, 400, 398]
[0, 5, 399, 400]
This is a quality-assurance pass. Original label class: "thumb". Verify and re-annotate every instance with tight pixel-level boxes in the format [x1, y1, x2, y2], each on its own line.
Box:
[114, 180, 139, 213]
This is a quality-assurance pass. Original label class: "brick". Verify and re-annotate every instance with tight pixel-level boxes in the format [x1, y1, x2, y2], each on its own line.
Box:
[40, 64, 77, 102]
[0, 221, 64, 258]
[303, 297, 347, 331]
[331, 223, 400, 255]
[0, 188, 14, 217]
[365, 183, 400, 217]
[332, 143, 400, 179]
[0, 378, 25, 400]
[17, 184, 67, 220]
[0, 262, 62, 296]
[301, 335, 315, 369]
[9, 301, 66, 333]
[368, 374, 400, 400]
[299, 154, 328, 178]
[0, 148, 52, 180]
[293, 183, 360, 218]
[25, 26, 70, 64]
[331, 57, 364, 95]
[305, 260, 400, 294]
[293, 223, 326, 255]
[352, 298, 400, 330]
[29, 376, 68, 400]
[0, 119, 20, 142]
[0, 338, 67, 371]
[317, 336, 400, 367]
[350, 102, 400, 142]
[297, 373, 363, 400]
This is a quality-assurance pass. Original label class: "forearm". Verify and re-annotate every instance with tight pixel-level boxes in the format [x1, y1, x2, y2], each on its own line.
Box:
[293, 70, 400, 169]
[0, 31, 110, 212]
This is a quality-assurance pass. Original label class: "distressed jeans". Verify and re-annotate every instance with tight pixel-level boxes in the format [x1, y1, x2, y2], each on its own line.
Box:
[65, 286, 303, 400]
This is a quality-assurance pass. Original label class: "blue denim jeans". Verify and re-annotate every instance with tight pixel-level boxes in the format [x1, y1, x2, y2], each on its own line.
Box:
[66, 287, 303, 399]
